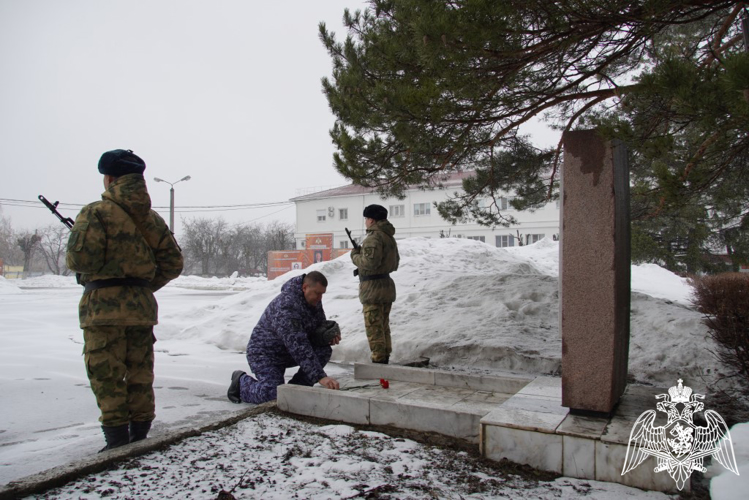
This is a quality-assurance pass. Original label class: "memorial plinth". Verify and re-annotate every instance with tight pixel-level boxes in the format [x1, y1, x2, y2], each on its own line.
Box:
[560, 130, 631, 414]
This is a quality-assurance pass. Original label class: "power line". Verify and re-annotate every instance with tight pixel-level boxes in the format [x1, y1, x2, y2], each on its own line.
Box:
[232, 205, 294, 226]
[0, 197, 293, 213]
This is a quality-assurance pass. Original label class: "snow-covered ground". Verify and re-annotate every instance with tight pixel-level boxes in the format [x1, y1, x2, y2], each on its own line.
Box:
[1, 237, 746, 498]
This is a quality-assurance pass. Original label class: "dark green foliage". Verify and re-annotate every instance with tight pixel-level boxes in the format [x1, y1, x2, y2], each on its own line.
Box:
[591, 13, 749, 273]
[436, 138, 556, 227]
[320, 0, 745, 272]
[690, 273, 749, 380]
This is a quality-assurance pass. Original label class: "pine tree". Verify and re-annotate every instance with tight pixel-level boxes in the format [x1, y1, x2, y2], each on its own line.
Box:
[320, 0, 746, 272]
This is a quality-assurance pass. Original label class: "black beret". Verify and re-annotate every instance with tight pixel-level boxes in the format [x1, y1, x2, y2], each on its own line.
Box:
[363, 204, 388, 221]
[98, 149, 146, 176]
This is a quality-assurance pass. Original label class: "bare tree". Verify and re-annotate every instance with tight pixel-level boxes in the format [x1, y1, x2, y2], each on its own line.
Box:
[234, 224, 265, 276]
[17, 231, 41, 278]
[0, 213, 23, 267]
[38, 225, 71, 275]
[180, 218, 296, 277]
[264, 221, 295, 252]
[181, 217, 228, 276]
[216, 229, 241, 277]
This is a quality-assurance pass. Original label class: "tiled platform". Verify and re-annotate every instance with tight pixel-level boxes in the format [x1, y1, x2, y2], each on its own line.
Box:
[277, 364, 682, 494]
[480, 377, 682, 493]
[278, 363, 531, 443]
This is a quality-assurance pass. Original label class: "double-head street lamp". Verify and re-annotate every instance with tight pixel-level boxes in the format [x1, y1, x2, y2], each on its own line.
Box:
[153, 175, 191, 232]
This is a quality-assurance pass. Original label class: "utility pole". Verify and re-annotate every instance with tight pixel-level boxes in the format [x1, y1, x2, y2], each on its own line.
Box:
[153, 175, 191, 232]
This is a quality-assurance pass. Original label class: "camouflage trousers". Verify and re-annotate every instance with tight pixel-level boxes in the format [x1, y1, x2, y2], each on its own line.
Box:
[239, 344, 332, 404]
[363, 303, 392, 362]
[83, 325, 155, 427]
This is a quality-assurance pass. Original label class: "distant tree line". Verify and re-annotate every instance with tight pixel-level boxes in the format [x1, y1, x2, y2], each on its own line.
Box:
[180, 217, 295, 277]
[0, 209, 295, 278]
[0, 210, 71, 277]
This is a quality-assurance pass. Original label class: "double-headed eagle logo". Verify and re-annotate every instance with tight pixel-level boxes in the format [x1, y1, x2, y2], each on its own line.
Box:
[622, 379, 740, 490]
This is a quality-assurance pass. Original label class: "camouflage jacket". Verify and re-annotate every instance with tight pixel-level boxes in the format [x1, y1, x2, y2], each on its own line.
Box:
[66, 174, 184, 327]
[247, 275, 328, 382]
[351, 219, 399, 304]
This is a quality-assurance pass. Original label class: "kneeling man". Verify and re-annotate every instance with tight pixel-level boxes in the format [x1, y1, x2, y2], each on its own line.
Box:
[228, 271, 340, 404]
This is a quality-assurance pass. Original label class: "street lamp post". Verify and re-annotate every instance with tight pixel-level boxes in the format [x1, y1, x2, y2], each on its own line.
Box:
[153, 175, 191, 232]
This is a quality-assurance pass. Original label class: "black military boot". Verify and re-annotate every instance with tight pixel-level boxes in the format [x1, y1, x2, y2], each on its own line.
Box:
[99, 424, 130, 452]
[227, 370, 245, 404]
[372, 356, 389, 364]
[129, 420, 152, 443]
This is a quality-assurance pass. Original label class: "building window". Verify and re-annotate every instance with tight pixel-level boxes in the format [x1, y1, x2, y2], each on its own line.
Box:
[339, 208, 348, 220]
[413, 203, 431, 216]
[390, 204, 405, 218]
[467, 236, 486, 243]
[498, 197, 514, 210]
[526, 234, 545, 245]
[340, 241, 348, 249]
[316, 210, 326, 222]
[496, 235, 515, 247]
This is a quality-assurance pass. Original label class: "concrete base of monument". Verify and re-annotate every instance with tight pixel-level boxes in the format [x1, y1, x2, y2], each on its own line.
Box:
[480, 377, 683, 493]
[277, 363, 684, 494]
[278, 363, 531, 443]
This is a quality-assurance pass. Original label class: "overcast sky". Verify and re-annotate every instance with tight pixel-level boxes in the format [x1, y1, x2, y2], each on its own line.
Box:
[0, 0, 557, 236]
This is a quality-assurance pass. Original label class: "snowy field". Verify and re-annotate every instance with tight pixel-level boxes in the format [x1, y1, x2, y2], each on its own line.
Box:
[1, 237, 747, 498]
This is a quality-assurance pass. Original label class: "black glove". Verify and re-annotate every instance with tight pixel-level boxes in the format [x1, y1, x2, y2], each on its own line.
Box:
[309, 320, 341, 347]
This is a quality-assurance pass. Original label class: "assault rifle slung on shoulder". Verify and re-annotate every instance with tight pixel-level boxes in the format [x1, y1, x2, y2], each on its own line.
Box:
[345, 227, 360, 277]
[344, 227, 360, 251]
[39, 195, 83, 284]
[39, 195, 75, 229]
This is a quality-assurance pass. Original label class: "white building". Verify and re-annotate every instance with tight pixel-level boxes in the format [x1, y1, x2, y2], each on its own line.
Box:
[290, 172, 560, 250]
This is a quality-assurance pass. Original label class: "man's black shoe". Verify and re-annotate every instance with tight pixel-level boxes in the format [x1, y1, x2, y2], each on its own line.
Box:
[228, 370, 245, 404]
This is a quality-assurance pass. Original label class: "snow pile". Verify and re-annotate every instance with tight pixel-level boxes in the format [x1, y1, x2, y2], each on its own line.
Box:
[710, 422, 749, 499]
[503, 235, 561, 276]
[14, 274, 77, 288]
[0, 276, 23, 294]
[16, 272, 266, 291]
[504, 237, 694, 305]
[157, 237, 715, 387]
[168, 272, 267, 291]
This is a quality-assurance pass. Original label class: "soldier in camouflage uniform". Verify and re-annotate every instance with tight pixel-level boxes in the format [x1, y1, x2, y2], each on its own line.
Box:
[66, 149, 183, 451]
[227, 271, 340, 404]
[351, 205, 400, 364]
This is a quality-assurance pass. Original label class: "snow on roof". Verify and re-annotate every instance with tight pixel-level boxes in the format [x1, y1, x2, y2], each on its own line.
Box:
[289, 171, 474, 202]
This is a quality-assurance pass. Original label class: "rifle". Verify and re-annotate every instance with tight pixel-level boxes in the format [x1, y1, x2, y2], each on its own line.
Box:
[345, 228, 360, 277]
[39, 195, 75, 229]
[39, 195, 83, 285]
[344, 227, 360, 250]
